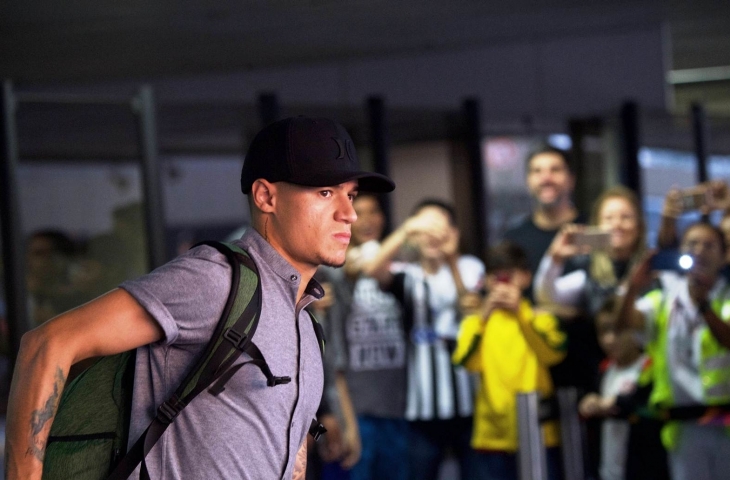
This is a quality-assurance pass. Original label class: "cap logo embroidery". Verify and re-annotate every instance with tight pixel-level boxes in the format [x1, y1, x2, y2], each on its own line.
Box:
[332, 137, 347, 161]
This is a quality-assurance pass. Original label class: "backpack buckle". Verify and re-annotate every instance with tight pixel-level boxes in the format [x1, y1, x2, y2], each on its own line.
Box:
[223, 328, 247, 349]
[268, 376, 291, 387]
[157, 395, 185, 424]
[309, 419, 327, 441]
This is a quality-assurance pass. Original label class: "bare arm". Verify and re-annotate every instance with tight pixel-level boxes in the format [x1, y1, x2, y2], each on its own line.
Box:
[614, 255, 654, 333]
[334, 372, 361, 469]
[5, 288, 163, 480]
[363, 211, 450, 289]
[292, 439, 307, 480]
[657, 188, 682, 249]
[690, 270, 730, 350]
[360, 226, 408, 288]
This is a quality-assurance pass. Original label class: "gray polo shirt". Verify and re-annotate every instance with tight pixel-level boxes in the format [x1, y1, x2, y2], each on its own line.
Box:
[120, 228, 324, 479]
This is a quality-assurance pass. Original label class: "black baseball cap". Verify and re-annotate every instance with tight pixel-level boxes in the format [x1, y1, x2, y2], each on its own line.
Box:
[240, 116, 395, 194]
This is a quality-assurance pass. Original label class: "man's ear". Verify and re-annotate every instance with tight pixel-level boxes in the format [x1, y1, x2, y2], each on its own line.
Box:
[250, 179, 277, 214]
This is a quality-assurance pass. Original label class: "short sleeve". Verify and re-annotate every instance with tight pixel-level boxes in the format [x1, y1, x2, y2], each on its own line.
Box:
[457, 255, 485, 292]
[120, 245, 232, 346]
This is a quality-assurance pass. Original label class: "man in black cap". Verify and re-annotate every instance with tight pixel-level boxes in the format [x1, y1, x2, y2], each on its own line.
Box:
[6, 117, 394, 480]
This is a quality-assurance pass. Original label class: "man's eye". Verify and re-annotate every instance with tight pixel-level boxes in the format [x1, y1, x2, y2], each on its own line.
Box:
[320, 190, 332, 197]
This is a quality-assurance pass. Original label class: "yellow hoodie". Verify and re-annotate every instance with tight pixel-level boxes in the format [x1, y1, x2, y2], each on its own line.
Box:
[453, 299, 566, 451]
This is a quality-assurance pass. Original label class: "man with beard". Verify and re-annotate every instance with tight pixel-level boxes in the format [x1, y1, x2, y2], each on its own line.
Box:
[503, 145, 602, 476]
[503, 145, 584, 290]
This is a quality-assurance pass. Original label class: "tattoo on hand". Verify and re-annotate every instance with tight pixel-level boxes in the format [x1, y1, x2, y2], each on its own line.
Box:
[26, 367, 65, 462]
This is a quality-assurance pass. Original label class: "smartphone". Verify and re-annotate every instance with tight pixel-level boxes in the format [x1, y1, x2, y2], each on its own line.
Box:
[650, 249, 693, 272]
[680, 189, 709, 212]
[573, 227, 611, 249]
[495, 272, 512, 283]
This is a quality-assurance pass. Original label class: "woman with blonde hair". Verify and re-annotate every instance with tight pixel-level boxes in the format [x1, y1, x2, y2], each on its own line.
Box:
[533, 185, 647, 316]
[533, 185, 650, 478]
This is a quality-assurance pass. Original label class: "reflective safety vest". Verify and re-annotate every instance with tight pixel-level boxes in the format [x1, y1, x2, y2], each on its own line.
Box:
[643, 287, 730, 449]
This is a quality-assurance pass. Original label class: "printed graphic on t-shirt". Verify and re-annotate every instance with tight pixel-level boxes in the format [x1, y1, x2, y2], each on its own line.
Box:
[347, 277, 405, 371]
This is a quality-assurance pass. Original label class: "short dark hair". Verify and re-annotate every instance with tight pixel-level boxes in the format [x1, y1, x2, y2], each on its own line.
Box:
[525, 144, 573, 175]
[411, 198, 457, 226]
[354, 192, 383, 209]
[486, 241, 529, 273]
[683, 221, 727, 254]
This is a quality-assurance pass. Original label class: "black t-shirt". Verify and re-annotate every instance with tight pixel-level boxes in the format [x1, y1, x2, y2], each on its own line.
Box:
[502, 217, 559, 276]
[502, 213, 587, 300]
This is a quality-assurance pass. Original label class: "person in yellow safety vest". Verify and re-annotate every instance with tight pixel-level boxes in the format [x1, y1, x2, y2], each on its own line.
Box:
[615, 221, 730, 480]
[453, 242, 567, 480]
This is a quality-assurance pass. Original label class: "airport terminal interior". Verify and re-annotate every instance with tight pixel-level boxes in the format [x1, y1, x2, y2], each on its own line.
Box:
[2, 1, 730, 479]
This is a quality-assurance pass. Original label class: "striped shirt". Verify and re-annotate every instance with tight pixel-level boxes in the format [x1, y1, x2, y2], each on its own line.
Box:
[387, 256, 485, 420]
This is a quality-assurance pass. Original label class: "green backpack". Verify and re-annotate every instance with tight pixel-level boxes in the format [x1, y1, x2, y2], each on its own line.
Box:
[42, 241, 326, 480]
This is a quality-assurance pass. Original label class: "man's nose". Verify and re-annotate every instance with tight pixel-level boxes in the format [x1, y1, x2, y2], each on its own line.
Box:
[337, 196, 357, 224]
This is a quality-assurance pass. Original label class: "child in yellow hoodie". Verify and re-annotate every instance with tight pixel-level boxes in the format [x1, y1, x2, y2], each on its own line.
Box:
[453, 242, 567, 480]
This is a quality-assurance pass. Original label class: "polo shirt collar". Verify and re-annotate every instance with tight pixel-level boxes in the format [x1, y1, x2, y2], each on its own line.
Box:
[238, 227, 324, 300]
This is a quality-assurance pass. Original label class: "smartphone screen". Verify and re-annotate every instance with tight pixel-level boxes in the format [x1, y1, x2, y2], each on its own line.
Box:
[573, 228, 611, 249]
[680, 190, 708, 212]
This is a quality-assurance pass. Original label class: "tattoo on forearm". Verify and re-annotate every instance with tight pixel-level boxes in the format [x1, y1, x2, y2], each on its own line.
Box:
[292, 441, 307, 480]
[26, 367, 65, 462]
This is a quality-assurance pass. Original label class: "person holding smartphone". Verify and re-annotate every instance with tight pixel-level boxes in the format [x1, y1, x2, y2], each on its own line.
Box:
[532, 185, 649, 472]
[502, 145, 584, 301]
[657, 180, 730, 250]
[365, 199, 485, 480]
[453, 242, 566, 480]
[614, 221, 730, 480]
[534, 185, 647, 319]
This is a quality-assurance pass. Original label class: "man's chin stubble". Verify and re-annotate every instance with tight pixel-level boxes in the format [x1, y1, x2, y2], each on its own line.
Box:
[323, 260, 346, 269]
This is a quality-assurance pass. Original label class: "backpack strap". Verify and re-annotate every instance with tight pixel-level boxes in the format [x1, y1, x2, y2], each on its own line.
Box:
[109, 241, 285, 480]
[307, 310, 326, 358]
[305, 309, 327, 440]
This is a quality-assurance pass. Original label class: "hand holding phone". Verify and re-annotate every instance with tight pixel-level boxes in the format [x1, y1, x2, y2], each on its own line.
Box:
[572, 227, 611, 249]
[495, 272, 512, 284]
[649, 249, 693, 272]
[679, 189, 709, 212]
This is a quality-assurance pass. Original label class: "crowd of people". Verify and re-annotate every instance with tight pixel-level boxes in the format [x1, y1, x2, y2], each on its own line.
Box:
[306, 145, 730, 480]
[4, 124, 730, 480]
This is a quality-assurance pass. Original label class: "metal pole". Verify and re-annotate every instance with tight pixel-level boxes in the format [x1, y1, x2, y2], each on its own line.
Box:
[517, 392, 548, 480]
[691, 103, 710, 183]
[0, 80, 32, 362]
[462, 98, 489, 259]
[619, 101, 642, 197]
[133, 85, 166, 270]
[366, 96, 393, 233]
[557, 387, 585, 480]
